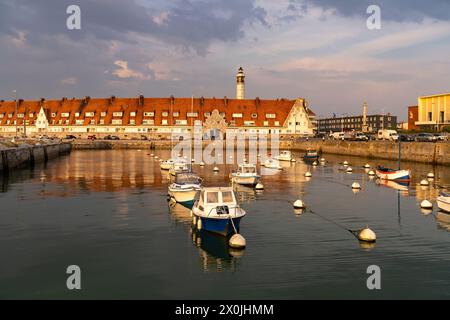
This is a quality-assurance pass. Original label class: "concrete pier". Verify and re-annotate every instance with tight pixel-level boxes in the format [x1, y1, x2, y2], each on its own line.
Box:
[0, 142, 72, 171]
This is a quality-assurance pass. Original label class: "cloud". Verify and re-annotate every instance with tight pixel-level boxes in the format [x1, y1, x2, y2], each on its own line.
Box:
[112, 60, 148, 80]
[61, 77, 78, 85]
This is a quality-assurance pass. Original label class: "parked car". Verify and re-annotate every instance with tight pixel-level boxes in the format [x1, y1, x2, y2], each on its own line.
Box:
[65, 135, 77, 140]
[354, 133, 369, 141]
[104, 135, 120, 140]
[415, 133, 436, 142]
[399, 134, 415, 142]
[377, 129, 399, 141]
[140, 135, 148, 140]
[433, 133, 448, 141]
[330, 132, 345, 140]
[87, 135, 97, 140]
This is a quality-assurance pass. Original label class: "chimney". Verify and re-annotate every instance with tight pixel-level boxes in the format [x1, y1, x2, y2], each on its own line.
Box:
[109, 95, 115, 104]
[139, 95, 144, 106]
[224, 96, 228, 107]
[255, 97, 260, 108]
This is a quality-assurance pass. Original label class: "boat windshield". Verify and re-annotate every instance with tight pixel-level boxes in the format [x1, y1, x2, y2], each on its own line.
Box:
[207, 192, 219, 203]
[175, 173, 201, 185]
[241, 166, 256, 173]
[222, 191, 234, 203]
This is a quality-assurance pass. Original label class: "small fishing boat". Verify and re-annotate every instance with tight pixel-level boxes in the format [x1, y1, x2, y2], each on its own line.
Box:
[160, 158, 176, 170]
[191, 187, 246, 236]
[375, 166, 411, 181]
[275, 150, 292, 162]
[262, 158, 282, 170]
[168, 172, 203, 208]
[169, 160, 190, 176]
[437, 193, 450, 213]
[230, 163, 260, 188]
[303, 149, 319, 162]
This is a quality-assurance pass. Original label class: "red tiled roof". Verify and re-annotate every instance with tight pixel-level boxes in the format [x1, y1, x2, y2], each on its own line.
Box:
[0, 97, 306, 127]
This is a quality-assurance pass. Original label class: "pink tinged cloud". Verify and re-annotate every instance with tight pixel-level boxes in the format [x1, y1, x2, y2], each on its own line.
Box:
[112, 60, 149, 80]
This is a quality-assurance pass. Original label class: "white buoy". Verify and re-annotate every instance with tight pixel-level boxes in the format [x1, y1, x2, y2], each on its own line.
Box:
[346, 167, 353, 173]
[427, 172, 435, 179]
[420, 179, 429, 186]
[291, 159, 296, 162]
[364, 164, 371, 168]
[183, 156, 187, 159]
[313, 161, 318, 166]
[197, 218, 202, 230]
[420, 200, 433, 209]
[255, 183, 264, 190]
[191, 158, 195, 163]
[368, 170, 375, 176]
[137, 149, 142, 152]
[150, 153, 154, 157]
[320, 158, 325, 162]
[213, 166, 219, 172]
[352, 182, 361, 189]
[343, 161, 349, 165]
[243, 158, 247, 163]
[200, 162, 205, 166]
[229, 234, 246, 248]
[305, 171, 312, 177]
[293, 199, 305, 209]
[357, 227, 376, 242]
[155, 156, 159, 159]
[257, 154, 261, 157]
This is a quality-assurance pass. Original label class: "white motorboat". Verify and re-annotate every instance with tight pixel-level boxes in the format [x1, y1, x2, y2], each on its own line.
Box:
[169, 160, 190, 176]
[168, 172, 202, 208]
[263, 158, 282, 170]
[230, 163, 260, 188]
[275, 150, 292, 162]
[437, 193, 450, 213]
[191, 187, 246, 236]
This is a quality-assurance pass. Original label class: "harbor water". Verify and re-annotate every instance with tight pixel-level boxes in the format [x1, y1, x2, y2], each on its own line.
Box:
[0, 150, 449, 299]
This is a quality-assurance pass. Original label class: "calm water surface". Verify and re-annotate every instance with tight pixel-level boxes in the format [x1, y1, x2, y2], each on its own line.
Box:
[0, 150, 449, 299]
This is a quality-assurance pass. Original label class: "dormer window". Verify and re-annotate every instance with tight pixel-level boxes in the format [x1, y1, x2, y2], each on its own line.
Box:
[130, 112, 136, 117]
[144, 112, 154, 117]
[113, 112, 123, 117]
[101, 112, 107, 117]
[17, 113, 24, 118]
[85, 112, 95, 117]
[173, 112, 179, 117]
[51, 112, 57, 117]
[162, 111, 169, 117]
[75, 112, 80, 117]
[251, 113, 257, 119]
[61, 112, 70, 117]
[266, 113, 276, 119]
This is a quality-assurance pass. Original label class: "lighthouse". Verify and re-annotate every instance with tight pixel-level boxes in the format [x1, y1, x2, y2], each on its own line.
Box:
[236, 67, 245, 100]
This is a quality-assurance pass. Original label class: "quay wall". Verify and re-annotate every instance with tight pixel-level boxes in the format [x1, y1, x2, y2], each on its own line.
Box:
[0, 143, 72, 171]
[71, 139, 450, 166]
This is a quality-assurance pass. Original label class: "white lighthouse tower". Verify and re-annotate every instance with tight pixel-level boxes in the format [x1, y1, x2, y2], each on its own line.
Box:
[236, 67, 245, 100]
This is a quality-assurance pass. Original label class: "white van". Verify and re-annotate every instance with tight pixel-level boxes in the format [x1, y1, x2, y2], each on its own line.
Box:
[378, 129, 398, 141]
[330, 132, 345, 140]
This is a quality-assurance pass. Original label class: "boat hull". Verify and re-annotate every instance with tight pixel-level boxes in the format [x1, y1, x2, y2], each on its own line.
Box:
[231, 176, 259, 187]
[168, 188, 198, 208]
[160, 163, 172, 170]
[437, 196, 450, 213]
[275, 156, 291, 162]
[194, 215, 243, 236]
[375, 169, 411, 181]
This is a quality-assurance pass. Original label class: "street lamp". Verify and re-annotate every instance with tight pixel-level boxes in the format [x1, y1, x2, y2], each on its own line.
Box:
[12, 90, 18, 138]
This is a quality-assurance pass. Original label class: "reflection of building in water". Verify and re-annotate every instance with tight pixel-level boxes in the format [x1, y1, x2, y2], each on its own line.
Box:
[435, 212, 450, 232]
[415, 185, 441, 201]
[191, 230, 243, 272]
[169, 203, 192, 224]
[233, 184, 257, 204]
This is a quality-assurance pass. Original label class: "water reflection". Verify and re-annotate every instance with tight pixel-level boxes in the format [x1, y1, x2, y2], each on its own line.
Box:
[436, 212, 450, 232]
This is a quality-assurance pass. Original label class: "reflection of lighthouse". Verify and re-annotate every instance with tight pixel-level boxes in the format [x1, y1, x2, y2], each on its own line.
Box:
[236, 67, 245, 100]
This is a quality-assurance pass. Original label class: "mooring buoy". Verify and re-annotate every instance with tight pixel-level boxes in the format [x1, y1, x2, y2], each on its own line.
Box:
[420, 200, 433, 209]
[368, 170, 375, 176]
[200, 162, 205, 166]
[255, 183, 264, 190]
[305, 171, 312, 177]
[427, 172, 435, 179]
[150, 153, 154, 157]
[229, 234, 246, 249]
[420, 179, 429, 186]
[191, 158, 195, 163]
[346, 167, 353, 173]
[291, 159, 296, 162]
[343, 161, 349, 165]
[352, 182, 361, 189]
[213, 166, 219, 172]
[364, 164, 371, 168]
[293, 199, 305, 209]
[357, 227, 376, 242]
[155, 156, 159, 159]
[313, 161, 318, 166]
[320, 158, 325, 162]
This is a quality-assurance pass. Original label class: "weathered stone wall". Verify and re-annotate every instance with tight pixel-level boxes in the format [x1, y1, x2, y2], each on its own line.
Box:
[0, 143, 72, 171]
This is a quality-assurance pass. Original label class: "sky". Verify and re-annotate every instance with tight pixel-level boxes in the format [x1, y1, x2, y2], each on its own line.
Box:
[1, 0, 450, 120]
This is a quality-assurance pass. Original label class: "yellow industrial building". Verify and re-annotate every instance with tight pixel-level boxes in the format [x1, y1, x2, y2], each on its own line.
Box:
[416, 93, 449, 130]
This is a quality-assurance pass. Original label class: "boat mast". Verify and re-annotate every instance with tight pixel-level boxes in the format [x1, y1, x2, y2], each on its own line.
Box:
[397, 138, 401, 170]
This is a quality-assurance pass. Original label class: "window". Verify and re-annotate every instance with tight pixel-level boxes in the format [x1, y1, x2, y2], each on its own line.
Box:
[99, 119, 105, 125]
[187, 112, 198, 117]
[90, 120, 96, 125]
[0, 114, 4, 119]
[274, 121, 280, 126]
[17, 113, 24, 118]
[162, 111, 169, 117]
[8, 113, 13, 118]
[175, 119, 187, 125]
[251, 113, 257, 119]
[100, 112, 107, 117]
[440, 111, 444, 123]
[207, 192, 219, 203]
[85, 112, 95, 117]
[144, 112, 154, 117]
[244, 121, 255, 126]
[173, 112, 179, 117]
[112, 119, 122, 125]
[263, 121, 269, 126]
[129, 119, 135, 125]
[61, 112, 70, 117]
[230, 120, 236, 126]
[113, 112, 123, 117]
[75, 120, 84, 125]
[220, 112, 225, 117]
[29, 113, 34, 118]
[130, 112, 136, 117]
[428, 112, 432, 121]
[222, 191, 233, 203]
[204, 112, 211, 117]
[232, 113, 243, 118]
[266, 113, 276, 119]
[143, 119, 154, 125]
[162, 119, 168, 125]
[75, 112, 80, 117]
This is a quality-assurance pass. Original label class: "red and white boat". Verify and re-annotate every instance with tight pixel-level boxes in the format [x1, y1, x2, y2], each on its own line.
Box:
[375, 166, 411, 182]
